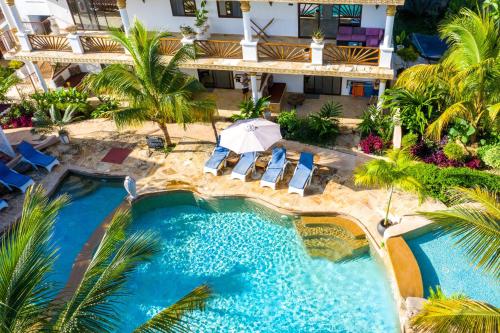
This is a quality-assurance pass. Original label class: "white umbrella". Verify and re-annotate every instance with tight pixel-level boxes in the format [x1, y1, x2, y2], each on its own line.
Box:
[220, 118, 282, 154]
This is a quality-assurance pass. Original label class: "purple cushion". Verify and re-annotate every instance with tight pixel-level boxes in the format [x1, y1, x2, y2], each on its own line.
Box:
[351, 34, 367, 42]
[336, 34, 352, 41]
[366, 37, 379, 47]
[352, 27, 365, 35]
[338, 26, 353, 35]
[379, 29, 384, 39]
[366, 28, 380, 36]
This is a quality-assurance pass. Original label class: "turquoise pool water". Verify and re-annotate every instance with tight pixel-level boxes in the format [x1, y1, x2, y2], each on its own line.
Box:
[407, 231, 500, 306]
[51, 174, 126, 288]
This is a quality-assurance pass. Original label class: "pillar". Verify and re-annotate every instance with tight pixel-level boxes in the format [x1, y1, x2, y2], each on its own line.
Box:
[67, 33, 84, 54]
[377, 79, 386, 108]
[29, 61, 48, 92]
[393, 108, 402, 149]
[379, 6, 396, 68]
[250, 72, 258, 102]
[4, 0, 32, 51]
[310, 42, 324, 65]
[117, 0, 130, 35]
[240, 1, 258, 61]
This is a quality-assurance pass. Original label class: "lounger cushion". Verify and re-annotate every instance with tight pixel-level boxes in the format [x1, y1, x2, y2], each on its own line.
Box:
[205, 146, 230, 169]
[289, 152, 314, 189]
[233, 152, 257, 176]
[0, 162, 32, 189]
[262, 148, 286, 183]
[18, 141, 57, 167]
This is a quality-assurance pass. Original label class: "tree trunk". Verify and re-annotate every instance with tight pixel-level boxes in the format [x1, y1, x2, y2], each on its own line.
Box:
[211, 118, 218, 143]
[158, 122, 172, 146]
[384, 186, 395, 227]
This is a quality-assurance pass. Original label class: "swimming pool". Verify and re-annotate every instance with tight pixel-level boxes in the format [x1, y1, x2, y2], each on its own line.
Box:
[52, 175, 399, 332]
[407, 231, 500, 306]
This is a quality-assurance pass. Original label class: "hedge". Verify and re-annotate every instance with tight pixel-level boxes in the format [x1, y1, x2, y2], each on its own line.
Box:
[407, 163, 500, 205]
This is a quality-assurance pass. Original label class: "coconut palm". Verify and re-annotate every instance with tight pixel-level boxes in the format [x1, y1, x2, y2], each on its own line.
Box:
[395, 8, 500, 141]
[232, 96, 270, 120]
[419, 187, 500, 278]
[84, 20, 216, 146]
[0, 185, 211, 333]
[354, 149, 424, 227]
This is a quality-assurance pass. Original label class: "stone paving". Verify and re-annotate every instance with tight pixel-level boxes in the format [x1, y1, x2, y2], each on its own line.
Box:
[1, 119, 444, 248]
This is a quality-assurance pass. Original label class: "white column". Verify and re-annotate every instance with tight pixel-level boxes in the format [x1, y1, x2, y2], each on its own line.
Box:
[117, 0, 130, 35]
[28, 61, 49, 92]
[393, 108, 402, 149]
[4, 0, 32, 51]
[379, 6, 395, 68]
[377, 79, 386, 109]
[250, 72, 258, 102]
[240, 1, 258, 61]
[310, 42, 324, 65]
[67, 33, 84, 54]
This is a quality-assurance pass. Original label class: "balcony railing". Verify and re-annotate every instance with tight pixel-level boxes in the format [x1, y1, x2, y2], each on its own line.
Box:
[324, 44, 379, 66]
[194, 40, 242, 59]
[0, 29, 16, 54]
[28, 34, 71, 51]
[159, 38, 182, 56]
[258, 42, 311, 63]
[80, 35, 123, 53]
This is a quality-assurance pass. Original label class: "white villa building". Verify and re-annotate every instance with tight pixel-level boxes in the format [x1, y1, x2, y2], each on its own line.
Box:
[0, 0, 400, 105]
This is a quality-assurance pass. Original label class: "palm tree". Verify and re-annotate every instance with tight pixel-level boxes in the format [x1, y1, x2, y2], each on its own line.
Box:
[395, 8, 499, 141]
[0, 185, 211, 332]
[232, 96, 270, 120]
[354, 149, 424, 227]
[84, 20, 216, 146]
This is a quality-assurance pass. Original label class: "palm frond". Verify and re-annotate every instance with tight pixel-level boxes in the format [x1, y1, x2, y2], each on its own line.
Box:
[426, 102, 469, 140]
[133, 285, 212, 333]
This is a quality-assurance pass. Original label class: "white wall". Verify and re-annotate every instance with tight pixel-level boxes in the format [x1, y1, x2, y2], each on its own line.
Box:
[273, 74, 303, 93]
[45, 0, 74, 29]
[360, 5, 386, 29]
[14, 0, 50, 21]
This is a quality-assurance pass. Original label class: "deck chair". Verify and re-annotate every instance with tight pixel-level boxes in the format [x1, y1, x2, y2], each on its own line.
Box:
[260, 147, 289, 190]
[0, 199, 7, 211]
[0, 161, 34, 193]
[230, 152, 259, 181]
[288, 152, 316, 196]
[17, 141, 59, 172]
[204, 145, 230, 176]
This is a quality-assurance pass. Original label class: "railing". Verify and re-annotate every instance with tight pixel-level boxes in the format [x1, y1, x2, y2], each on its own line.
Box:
[80, 35, 123, 53]
[0, 29, 17, 54]
[323, 44, 380, 66]
[194, 40, 242, 59]
[258, 42, 311, 62]
[159, 38, 182, 56]
[28, 34, 71, 51]
[0, 9, 5, 23]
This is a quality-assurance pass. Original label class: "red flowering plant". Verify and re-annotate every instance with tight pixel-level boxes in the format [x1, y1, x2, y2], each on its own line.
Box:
[359, 133, 385, 154]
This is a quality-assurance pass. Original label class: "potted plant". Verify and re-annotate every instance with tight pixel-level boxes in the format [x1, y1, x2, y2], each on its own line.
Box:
[180, 25, 196, 39]
[312, 29, 324, 44]
[194, 0, 209, 39]
[395, 30, 407, 51]
[32, 104, 80, 144]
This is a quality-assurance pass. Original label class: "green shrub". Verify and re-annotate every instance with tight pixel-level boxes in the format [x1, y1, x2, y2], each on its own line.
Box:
[307, 101, 341, 142]
[91, 96, 119, 119]
[402, 133, 419, 147]
[407, 163, 500, 204]
[356, 105, 393, 142]
[480, 145, 500, 169]
[396, 46, 419, 62]
[32, 88, 89, 115]
[443, 142, 467, 162]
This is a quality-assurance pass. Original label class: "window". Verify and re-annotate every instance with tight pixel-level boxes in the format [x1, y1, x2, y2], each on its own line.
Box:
[217, 1, 242, 18]
[333, 5, 362, 27]
[170, 0, 197, 17]
[67, 0, 121, 31]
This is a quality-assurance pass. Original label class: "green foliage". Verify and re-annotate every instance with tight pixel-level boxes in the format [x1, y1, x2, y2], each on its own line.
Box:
[8, 60, 24, 70]
[0, 66, 20, 102]
[180, 24, 195, 36]
[396, 46, 420, 62]
[33, 104, 80, 135]
[277, 108, 303, 138]
[479, 145, 500, 169]
[232, 96, 270, 120]
[91, 96, 119, 119]
[395, 30, 407, 46]
[194, 0, 208, 27]
[448, 117, 476, 144]
[32, 88, 89, 114]
[356, 105, 394, 142]
[307, 101, 341, 141]
[443, 142, 467, 162]
[407, 163, 500, 204]
[402, 133, 419, 147]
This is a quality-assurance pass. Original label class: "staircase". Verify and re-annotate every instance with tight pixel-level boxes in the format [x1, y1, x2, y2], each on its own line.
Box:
[295, 216, 369, 262]
[57, 174, 100, 200]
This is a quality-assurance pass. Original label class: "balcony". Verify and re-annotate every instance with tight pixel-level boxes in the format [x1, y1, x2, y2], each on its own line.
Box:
[6, 32, 393, 80]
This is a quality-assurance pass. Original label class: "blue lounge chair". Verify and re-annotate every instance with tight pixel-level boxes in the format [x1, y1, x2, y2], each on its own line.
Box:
[203, 144, 230, 176]
[231, 152, 259, 181]
[0, 161, 34, 193]
[17, 141, 59, 172]
[260, 147, 289, 190]
[288, 152, 316, 196]
[0, 199, 7, 211]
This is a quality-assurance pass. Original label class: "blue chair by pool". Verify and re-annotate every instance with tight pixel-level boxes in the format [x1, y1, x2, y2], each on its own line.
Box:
[204, 144, 231, 176]
[288, 152, 316, 197]
[0, 161, 34, 193]
[231, 152, 259, 181]
[260, 147, 289, 190]
[0, 199, 7, 211]
[17, 141, 59, 172]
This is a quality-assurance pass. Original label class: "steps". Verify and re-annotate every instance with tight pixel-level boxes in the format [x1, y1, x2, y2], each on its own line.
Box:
[57, 175, 100, 199]
[295, 216, 369, 262]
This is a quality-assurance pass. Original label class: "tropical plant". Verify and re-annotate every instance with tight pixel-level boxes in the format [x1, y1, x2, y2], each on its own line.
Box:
[91, 96, 119, 119]
[180, 25, 195, 37]
[396, 8, 500, 142]
[419, 187, 500, 277]
[33, 104, 80, 136]
[396, 46, 419, 63]
[0, 185, 211, 333]
[443, 142, 467, 162]
[354, 149, 425, 226]
[448, 117, 476, 144]
[402, 133, 419, 147]
[0, 66, 20, 103]
[232, 96, 270, 120]
[307, 101, 341, 141]
[32, 87, 89, 114]
[383, 88, 439, 136]
[478, 145, 500, 169]
[357, 105, 394, 142]
[84, 20, 216, 146]
[194, 0, 209, 28]
[312, 29, 324, 41]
